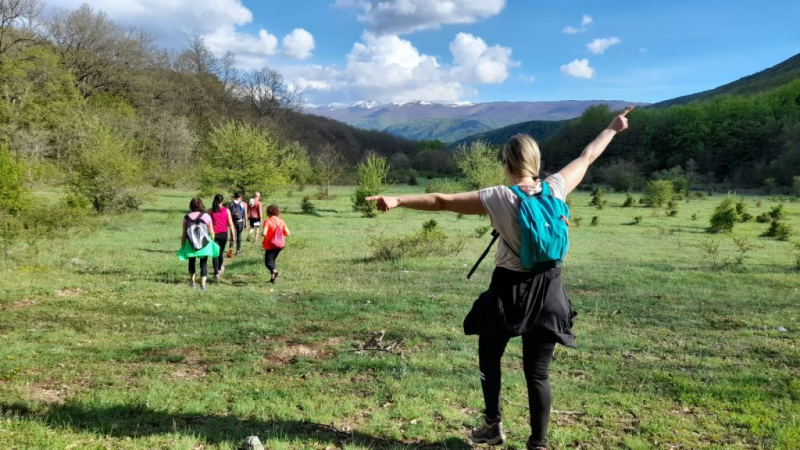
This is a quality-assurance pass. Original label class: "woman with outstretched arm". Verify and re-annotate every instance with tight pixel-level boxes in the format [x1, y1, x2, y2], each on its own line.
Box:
[367, 107, 632, 450]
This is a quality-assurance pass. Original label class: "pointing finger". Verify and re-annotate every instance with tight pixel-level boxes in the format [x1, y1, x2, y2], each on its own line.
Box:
[620, 106, 635, 117]
[366, 196, 378, 202]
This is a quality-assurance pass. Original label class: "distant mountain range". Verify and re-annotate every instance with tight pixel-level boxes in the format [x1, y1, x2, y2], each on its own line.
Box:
[308, 99, 644, 142]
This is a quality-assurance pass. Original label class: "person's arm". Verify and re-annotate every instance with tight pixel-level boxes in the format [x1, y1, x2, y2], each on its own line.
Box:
[559, 107, 633, 195]
[367, 191, 486, 215]
[206, 215, 215, 240]
[227, 209, 236, 241]
[243, 204, 248, 228]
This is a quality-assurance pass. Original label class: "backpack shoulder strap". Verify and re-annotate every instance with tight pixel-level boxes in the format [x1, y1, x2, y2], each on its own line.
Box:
[540, 181, 552, 197]
[467, 230, 500, 280]
[508, 185, 528, 200]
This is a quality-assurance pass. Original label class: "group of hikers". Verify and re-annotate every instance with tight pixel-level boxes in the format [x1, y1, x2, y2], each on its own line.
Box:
[177, 191, 290, 291]
[173, 107, 632, 449]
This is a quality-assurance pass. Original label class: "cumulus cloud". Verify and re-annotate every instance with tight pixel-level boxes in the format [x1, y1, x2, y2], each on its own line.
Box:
[284, 31, 515, 103]
[283, 29, 315, 60]
[46, 0, 297, 68]
[587, 37, 621, 55]
[336, 0, 506, 35]
[560, 59, 595, 79]
[449, 32, 518, 83]
[562, 14, 592, 34]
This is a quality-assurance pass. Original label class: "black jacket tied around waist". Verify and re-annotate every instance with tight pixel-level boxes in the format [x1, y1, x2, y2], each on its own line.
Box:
[464, 266, 577, 347]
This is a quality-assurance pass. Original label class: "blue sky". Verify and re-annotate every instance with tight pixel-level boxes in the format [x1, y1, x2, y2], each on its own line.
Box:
[48, 0, 800, 105]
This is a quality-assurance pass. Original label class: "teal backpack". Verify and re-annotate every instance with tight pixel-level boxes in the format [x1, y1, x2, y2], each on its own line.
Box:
[467, 182, 570, 279]
[508, 183, 570, 269]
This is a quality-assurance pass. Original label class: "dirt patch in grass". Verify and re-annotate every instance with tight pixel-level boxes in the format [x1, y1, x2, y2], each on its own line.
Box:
[263, 336, 340, 365]
[570, 289, 604, 296]
[1, 298, 39, 310]
[56, 289, 86, 297]
[27, 382, 69, 405]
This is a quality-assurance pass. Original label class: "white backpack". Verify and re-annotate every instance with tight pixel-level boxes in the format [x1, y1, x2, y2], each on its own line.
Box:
[185, 214, 210, 250]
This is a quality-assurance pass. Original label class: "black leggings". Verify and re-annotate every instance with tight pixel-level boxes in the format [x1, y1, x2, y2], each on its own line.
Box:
[264, 248, 282, 273]
[188, 256, 208, 277]
[234, 221, 244, 251]
[479, 327, 556, 448]
[213, 234, 228, 275]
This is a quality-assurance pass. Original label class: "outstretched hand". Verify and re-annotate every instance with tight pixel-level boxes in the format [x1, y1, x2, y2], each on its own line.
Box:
[607, 106, 634, 133]
[365, 196, 399, 212]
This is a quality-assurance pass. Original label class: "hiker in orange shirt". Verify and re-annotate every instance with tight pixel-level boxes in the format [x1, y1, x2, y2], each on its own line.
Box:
[262, 204, 290, 283]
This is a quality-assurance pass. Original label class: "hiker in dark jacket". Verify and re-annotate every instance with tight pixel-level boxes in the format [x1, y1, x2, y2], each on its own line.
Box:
[368, 108, 633, 449]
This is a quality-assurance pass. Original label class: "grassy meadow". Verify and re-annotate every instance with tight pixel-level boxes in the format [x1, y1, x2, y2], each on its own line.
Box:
[1, 185, 799, 449]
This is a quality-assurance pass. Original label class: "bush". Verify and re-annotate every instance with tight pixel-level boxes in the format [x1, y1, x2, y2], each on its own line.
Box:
[793, 176, 800, 197]
[762, 221, 793, 240]
[763, 177, 777, 194]
[0, 144, 29, 215]
[353, 153, 390, 218]
[652, 166, 690, 192]
[301, 196, 316, 215]
[591, 216, 600, 226]
[68, 125, 143, 213]
[590, 188, 607, 209]
[691, 213, 698, 221]
[735, 200, 748, 217]
[371, 220, 465, 261]
[453, 140, 505, 189]
[425, 178, 466, 194]
[595, 159, 645, 192]
[408, 175, 418, 186]
[622, 194, 635, 207]
[474, 225, 490, 238]
[708, 194, 741, 233]
[643, 180, 675, 207]
[632, 215, 643, 225]
[666, 199, 679, 217]
[572, 216, 583, 227]
[769, 204, 784, 221]
[741, 213, 753, 222]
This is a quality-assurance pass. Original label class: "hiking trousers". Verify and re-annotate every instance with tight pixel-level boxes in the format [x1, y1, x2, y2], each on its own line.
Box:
[479, 327, 556, 448]
[264, 248, 282, 273]
[234, 221, 244, 251]
[213, 234, 228, 275]
[188, 257, 208, 277]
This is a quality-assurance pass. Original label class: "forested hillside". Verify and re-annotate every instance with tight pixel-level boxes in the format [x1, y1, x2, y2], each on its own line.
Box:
[383, 118, 492, 143]
[650, 53, 800, 108]
[0, 2, 423, 202]
[541, 79, 800, 188]
[452, 119, 567, 148]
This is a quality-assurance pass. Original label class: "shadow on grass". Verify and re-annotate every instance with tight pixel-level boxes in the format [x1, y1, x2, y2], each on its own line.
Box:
[1, 402, 470, 449]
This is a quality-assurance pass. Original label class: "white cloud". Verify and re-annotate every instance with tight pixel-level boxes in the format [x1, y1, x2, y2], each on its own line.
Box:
[283, 31, 516, 104]
[587, 37, 621, 55]
[639, 47, 648, 54]
[283, 29, 315, 60]
[582, 14, 593, 26]
[518, 74, 535, 82]
[336, 0, 506, 35]
[562, 26, 580, 35]
[45, 0, 298, 69]
[449, 32, 518, 83]
[562, 15, 592, 34]
[560, 59, 595, 79]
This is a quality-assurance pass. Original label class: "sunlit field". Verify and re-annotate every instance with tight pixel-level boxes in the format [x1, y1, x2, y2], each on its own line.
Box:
[1, 186, 798, 449]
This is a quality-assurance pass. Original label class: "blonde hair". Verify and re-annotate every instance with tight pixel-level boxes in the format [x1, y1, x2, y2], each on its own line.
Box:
[502, 134, 541, 180]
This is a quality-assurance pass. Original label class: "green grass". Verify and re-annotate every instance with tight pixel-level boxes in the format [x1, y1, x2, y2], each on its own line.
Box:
[1, 187, 799, 449]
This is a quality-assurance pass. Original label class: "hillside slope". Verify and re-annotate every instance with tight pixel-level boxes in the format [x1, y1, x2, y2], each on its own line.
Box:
[383, 118, 493, 143]
[452, 119, 567, 148]
[651, 52, 800, 108]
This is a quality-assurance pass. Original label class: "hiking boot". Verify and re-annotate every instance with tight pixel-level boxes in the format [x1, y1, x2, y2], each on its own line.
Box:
[200, 286, 207, 292]
[271, 271, 280, 284]
[235, 250, 242, 256]
[469, 415, 505, 446]
[526, 436, 547, 450]
[188, 281, 196, 289]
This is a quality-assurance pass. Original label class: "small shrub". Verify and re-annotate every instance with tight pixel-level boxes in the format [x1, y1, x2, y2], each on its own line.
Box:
[408, 175, 418, 186]
[768, 204, 784, 221]
[371, 220, 465, 261]
[474, 225, 490, 238]
[622, 194, 635, 207]
[425, 178, 465, 194]
[731, 238, 756, 265]
[793, 176, 800, 197]
[708, 194, 741, 233]
[698, 239, 722, 270]
[708, 188, 714, 197]
[756, 212, 771, 223]
[763, 177, 777, 194]
[691, 213, 698, 221]
[755, 200, 763, 208]
[762, 221, 793, 241]
[741, 213, 753, 222]
[644, 180, 675, 207]
[591, 216, 599, 226]
[667, 209, 678, 217]
[573, 216, 583, 227]
[632, 216, 643, 225]
[692, 192, 705, 200]
[353, 153, 390, 218]
[735, 200, 748, 217]
[301, 196, 316, 215]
